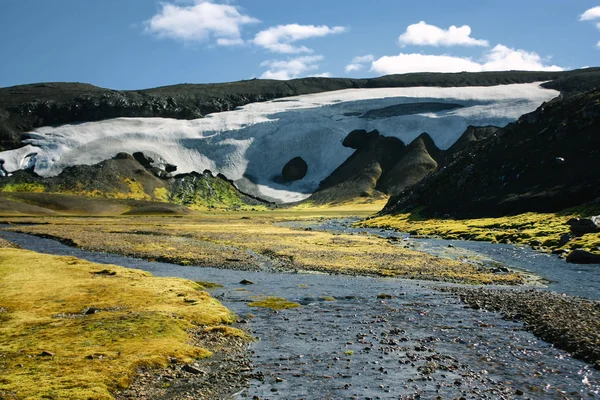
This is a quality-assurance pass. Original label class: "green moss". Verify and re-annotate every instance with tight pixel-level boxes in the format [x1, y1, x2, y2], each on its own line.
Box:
[195, 280, 224, 289]
[248, 296, 300, 310]
[1, 183, 45, 193]
[169, 174, 249, 210]
[361, 203, 600, 254]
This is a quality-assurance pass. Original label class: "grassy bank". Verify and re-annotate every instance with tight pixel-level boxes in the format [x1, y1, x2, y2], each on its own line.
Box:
[361, 208, 600, 254]
[0, 244, 242, 399]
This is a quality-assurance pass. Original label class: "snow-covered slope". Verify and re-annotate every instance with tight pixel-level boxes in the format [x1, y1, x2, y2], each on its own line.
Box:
[0, 83, 558, 203]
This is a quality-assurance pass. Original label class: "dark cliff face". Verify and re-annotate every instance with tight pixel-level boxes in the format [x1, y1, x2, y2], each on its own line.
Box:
[2, 69, 598, 151]
[382, 87, 600, 218]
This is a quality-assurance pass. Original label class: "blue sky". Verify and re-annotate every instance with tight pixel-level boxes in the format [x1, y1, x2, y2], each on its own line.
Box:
[1, 0, 599, 89]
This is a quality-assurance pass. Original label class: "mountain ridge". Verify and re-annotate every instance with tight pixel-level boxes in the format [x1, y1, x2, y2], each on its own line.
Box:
[2, 69, 599, 152]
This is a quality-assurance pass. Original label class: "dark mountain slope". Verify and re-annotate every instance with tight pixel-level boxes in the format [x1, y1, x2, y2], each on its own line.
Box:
[308, 130, 405, 203]
[376, 132, 443, 196]
[2, 69, 599, 151]
[382, 87, 600, 218]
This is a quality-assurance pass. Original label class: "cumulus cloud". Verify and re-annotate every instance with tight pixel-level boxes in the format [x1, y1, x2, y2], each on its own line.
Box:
[344, 54, 375, 73]
[580, 6, 600, 21]
[371, 44, 563, 75]
[260, 55, 325, 80]
[145, 0, 259, 45]
[345, 64, 364, 72]
[398, 21, 489, 47]
[253, 24, 347, 54]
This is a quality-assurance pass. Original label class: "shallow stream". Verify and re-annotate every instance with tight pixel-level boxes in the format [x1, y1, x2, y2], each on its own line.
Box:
[1, 225, 599, 399]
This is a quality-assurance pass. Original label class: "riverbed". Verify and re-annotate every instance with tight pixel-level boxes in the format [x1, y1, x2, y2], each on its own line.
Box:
[1, 227, 598, 399]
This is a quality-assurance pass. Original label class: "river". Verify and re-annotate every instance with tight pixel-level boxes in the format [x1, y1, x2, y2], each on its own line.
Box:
[1, 225, 598, 399]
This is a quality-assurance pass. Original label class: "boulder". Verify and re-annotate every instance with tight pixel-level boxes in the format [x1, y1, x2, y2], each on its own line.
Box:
[132, 152, 154, 168]
[566, 250, 600, 264]
[282, 157, 308, 182]
[567, 216, 600, 236]
[559, 233, 572, 246]
[342, 129, 380, 149]
[113, 152, 134, 160]
[165, 163, 177, 173]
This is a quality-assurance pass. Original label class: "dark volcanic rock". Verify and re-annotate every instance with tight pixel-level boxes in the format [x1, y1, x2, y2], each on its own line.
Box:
[382, 87, 600, 217]
[342, 129, 381, 149]
[132, 152, 154, 168]
[361, 102, 463, 119]
[309, 130, 405, 204]
[567, 216, 600, 236]
[566, 250, 600, 264]
[281, 157, 308, 182]
[447, 125, 500, 155]
[377, 132, 442, 196]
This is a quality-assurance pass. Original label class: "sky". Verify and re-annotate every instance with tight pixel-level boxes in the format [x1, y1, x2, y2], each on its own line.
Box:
[0, 0, 599, 89]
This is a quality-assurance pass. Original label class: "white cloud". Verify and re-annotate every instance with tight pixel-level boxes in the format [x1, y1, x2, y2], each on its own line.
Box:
[371, 44, 563, 75]
[260, 55, 325, 80]
[398, 21, 489, 47]
[253, 24, 347, 54]
[345, 54, 375, 73]
[345, 63, 364, 72]
[216, 38, 244, 46]
[482, 45, 562, 71]
[372, 53, 481, 74]
[580, 6, 600, 21]
[310, 72, 332, 78]
[351, 54, 375, 63]
[597, 40, 600, 48]
[145, 1, 259, 45]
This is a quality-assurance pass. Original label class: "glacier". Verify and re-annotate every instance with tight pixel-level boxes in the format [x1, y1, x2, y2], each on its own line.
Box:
[0, 83, 559, 203]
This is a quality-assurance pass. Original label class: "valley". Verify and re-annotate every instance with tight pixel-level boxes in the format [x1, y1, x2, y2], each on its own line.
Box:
[1, 69, 599, 399]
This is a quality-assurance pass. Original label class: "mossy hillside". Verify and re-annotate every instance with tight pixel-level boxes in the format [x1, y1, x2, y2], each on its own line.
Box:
[6, 212, 524, 284]
[361, 205, 600, 254]
[169, 172, 265, 210]
[0, 248, 239, 399]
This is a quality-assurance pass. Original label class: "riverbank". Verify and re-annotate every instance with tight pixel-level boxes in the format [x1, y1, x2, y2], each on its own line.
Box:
[0, 242, 248, 399]
[360, 208, 600, 258]
[0, 212, 523, 285]
[441, 286, 600, 370]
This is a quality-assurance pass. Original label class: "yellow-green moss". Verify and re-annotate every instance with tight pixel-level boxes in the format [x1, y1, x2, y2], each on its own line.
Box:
[0, 248, 236, 399]
[153, 187, 170, 202]
[1, 183, 45, 193]
[195, 280, 224, 289]
[248, 296, 301, 310]
[361, 208, 600, 254]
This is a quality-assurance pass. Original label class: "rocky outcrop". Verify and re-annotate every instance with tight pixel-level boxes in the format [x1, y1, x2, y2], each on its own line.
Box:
[377, 132, 442, 196]
[567, 217, 600, 236]
[308, 130, 405, 203]
[382, 87, 600, 217]
[447, 126, 500, 155]
[566, 250, 600, 264]
[281, 157, 308, 182]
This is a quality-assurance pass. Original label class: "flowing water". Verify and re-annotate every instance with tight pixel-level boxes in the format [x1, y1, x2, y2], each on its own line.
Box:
[1, 226, 599, 399]
[278, 218, 600, 300]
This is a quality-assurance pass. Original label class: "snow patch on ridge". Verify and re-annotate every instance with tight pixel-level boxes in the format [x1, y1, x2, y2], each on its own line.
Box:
[0, 83, 558, 203]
